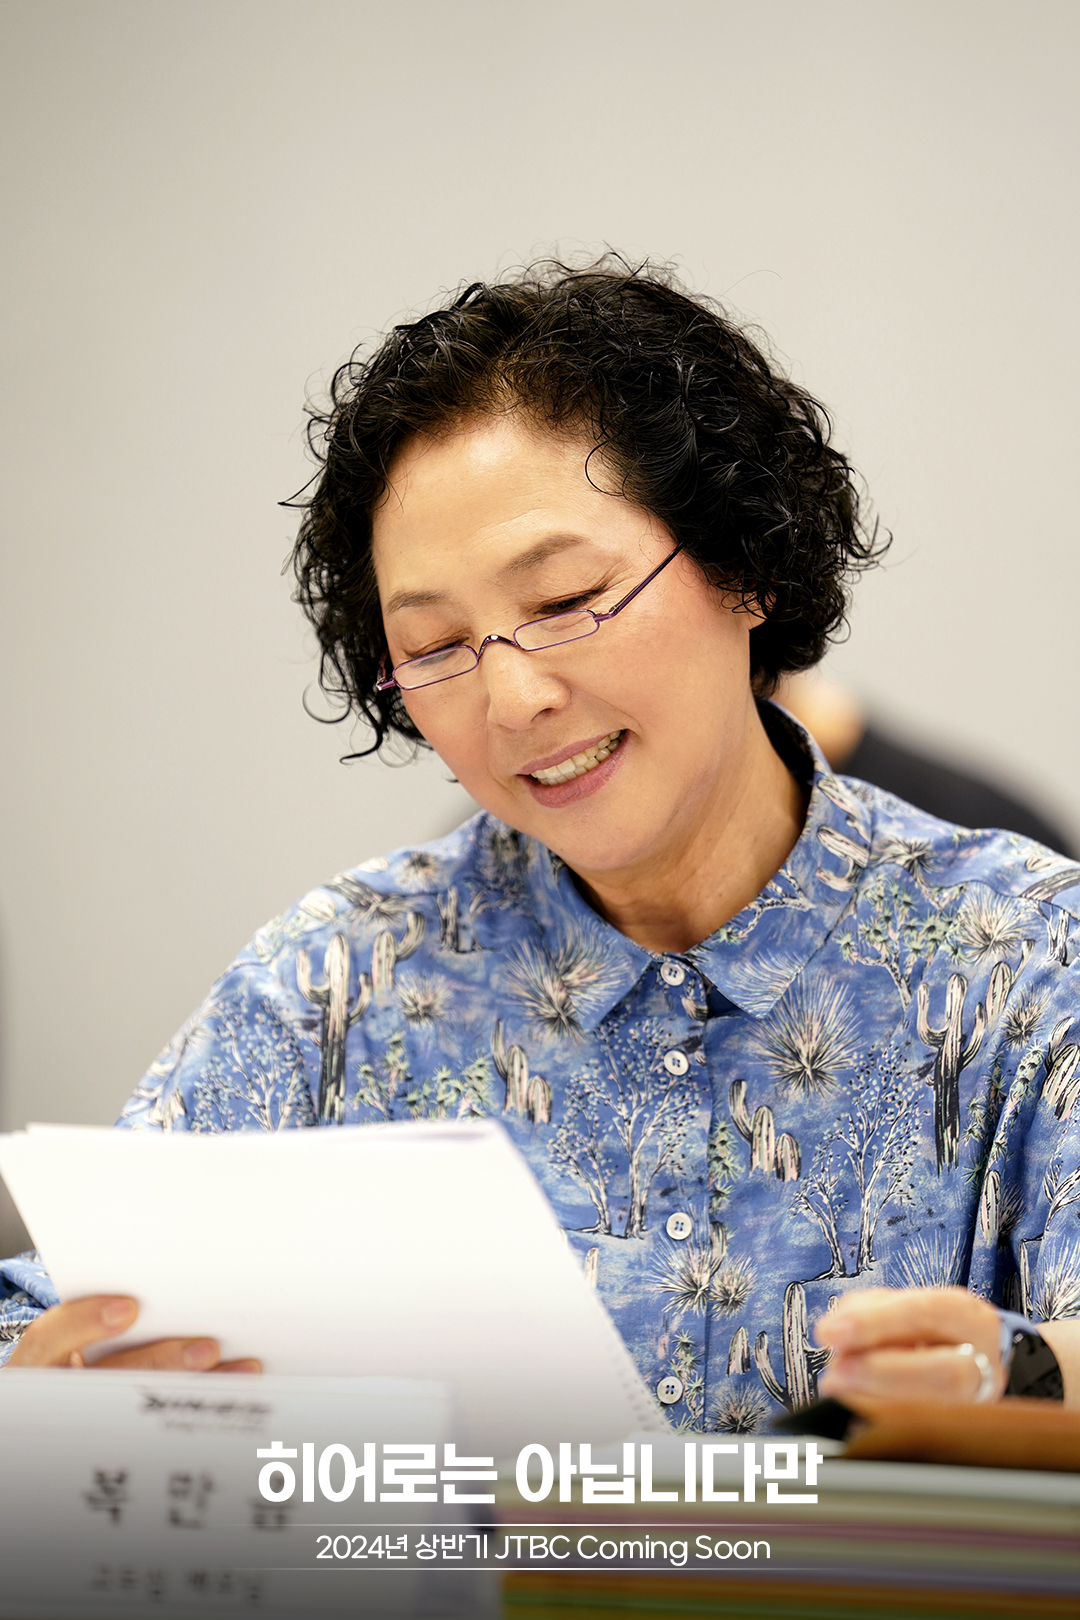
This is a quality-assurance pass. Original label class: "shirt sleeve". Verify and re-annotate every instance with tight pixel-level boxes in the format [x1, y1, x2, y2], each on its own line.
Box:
[0, 1252, 59, 1366]
[115, 956, 319, 1135]
[1025, 1102, 1080, 1324]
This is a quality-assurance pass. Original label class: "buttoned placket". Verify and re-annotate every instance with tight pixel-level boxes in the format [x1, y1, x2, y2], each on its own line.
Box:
[648, 955, 715, 1424]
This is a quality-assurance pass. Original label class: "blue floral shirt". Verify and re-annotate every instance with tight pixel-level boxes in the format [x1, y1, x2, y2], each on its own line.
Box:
[3, 711, 1079, 1429]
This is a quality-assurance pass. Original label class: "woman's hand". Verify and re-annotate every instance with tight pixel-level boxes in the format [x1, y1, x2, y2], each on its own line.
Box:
[814, 1286, 1005, 1404]
[6, 1297, 261, 1373]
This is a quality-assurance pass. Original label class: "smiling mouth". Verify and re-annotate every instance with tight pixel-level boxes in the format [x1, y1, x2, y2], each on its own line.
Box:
[528, 730, 625, 786]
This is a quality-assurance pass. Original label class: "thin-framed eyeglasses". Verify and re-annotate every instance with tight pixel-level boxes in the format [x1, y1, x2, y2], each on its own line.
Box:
[376, 540, 687, 693]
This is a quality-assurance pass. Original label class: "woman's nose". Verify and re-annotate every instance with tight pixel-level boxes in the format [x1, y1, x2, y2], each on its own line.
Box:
[476, 640, 570, 729]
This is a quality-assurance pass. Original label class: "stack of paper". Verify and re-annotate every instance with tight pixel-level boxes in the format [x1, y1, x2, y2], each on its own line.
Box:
[495, 1443, 1080, 1614]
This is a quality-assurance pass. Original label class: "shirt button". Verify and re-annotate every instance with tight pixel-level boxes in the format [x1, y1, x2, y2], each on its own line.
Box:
[660, 960, 686, 987]
[663, 1049, 689, 1076]
[656, 1375, 684, 1405]
[666, 1212, 693, 1241]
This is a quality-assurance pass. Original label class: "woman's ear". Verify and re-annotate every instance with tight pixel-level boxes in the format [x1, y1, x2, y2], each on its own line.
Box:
[742, 591, 771, 628]
[726, 583, 770, 626]
[701, 560, 770, 625]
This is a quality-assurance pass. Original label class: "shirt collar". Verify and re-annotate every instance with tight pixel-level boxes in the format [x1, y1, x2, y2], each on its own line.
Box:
[518, 702, 873, 1030]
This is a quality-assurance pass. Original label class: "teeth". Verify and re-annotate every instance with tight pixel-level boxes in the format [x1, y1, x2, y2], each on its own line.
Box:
[531, 731, 623, 786]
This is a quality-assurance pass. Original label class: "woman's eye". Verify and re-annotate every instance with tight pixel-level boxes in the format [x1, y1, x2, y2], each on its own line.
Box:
[540, 586, 604, 616]
[405, 638, 465, 662]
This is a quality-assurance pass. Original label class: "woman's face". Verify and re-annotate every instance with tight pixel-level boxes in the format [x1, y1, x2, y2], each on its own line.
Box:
[370, 413, 761, 883]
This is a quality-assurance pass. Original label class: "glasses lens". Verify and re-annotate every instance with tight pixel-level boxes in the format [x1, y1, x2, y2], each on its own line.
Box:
[394, 645, 478, 690]
[514, 610, 598, 652]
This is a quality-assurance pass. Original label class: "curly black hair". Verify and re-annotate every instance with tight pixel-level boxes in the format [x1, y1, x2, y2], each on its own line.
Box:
[289, 257, 884, 757]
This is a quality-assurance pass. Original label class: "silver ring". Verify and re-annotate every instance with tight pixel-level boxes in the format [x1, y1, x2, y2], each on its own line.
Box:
[956, 1341, 997, 1403]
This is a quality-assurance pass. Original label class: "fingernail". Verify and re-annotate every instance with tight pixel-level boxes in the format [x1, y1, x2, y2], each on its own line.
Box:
[100, 1299, 135, 1329]
[222, 1359, 262, 1375]
[182, 1339, 218, 1370]
[68, 1350, 86, 1367]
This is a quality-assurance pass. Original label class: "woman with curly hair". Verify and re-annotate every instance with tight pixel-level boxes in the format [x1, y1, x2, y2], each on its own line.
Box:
[4, 261, 1077, 1421]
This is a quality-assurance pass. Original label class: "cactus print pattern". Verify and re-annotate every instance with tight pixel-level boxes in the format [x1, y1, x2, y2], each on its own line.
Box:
[3, 714, 1080, 1430]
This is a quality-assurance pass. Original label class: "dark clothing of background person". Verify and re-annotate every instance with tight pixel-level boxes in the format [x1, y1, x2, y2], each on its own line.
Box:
[845, 726, 1076, 859]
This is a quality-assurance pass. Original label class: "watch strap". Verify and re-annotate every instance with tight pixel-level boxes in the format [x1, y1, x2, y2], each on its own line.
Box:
[1005, 1329, 1064, 1401]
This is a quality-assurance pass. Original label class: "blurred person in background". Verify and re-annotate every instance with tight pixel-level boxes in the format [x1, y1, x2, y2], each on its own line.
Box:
[779, 672, 1076, 857]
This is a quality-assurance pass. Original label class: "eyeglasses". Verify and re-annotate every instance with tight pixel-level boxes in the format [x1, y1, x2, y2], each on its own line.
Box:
[376, 541, 687, 693]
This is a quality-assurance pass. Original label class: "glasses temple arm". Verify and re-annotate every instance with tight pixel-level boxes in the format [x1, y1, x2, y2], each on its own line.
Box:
[594, 539, 688, 621]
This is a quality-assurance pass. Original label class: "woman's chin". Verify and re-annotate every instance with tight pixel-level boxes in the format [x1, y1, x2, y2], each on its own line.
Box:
[539, 814, 667, 885]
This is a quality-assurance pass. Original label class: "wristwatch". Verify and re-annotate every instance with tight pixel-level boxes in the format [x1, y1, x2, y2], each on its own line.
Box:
[1004, 1329, 1064, 1400]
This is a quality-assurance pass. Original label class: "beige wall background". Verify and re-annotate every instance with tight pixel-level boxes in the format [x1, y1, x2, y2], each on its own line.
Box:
[2, 0, 1078, 1245]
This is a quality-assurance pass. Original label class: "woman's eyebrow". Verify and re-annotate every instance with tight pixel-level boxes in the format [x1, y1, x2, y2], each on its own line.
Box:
[384, 535, 592, 616]
[384, 586, 446, 615]
[496, 533, 589, 580]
